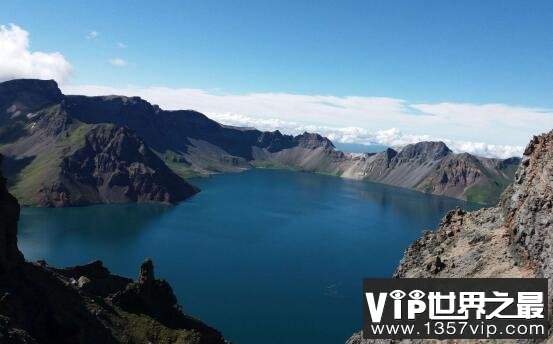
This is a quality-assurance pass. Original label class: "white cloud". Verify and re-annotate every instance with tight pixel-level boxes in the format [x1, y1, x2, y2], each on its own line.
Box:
[109, 58, 127, 67]
[206, 114, 524, 158]
[368, 128, 524, 159]
[0, 24, 72, 83]
[86, 31, 99, 40]
[62, 84, 552, 158]
[116, 42, 127, 48]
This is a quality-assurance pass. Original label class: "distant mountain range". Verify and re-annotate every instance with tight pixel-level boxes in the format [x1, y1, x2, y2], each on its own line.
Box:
[0, 79, 520, 207]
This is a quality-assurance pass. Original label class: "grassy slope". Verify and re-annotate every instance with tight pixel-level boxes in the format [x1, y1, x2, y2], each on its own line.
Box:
[160, 149, 254, 179]
[463, 164, 516, 205]
[250, 159, 299, 171]
[108, 306, 200, 344]
[464, 182, 506, 205]
[158, 150, 203, 179]
[10, 122, 98, 205]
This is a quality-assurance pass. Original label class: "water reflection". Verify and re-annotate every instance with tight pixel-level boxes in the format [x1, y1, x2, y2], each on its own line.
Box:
[19, 203, 174, 265]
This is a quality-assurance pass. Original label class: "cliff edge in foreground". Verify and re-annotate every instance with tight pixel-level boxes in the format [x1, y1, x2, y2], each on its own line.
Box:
[0, 154, 225, 344]
[347, 129, 553, 343]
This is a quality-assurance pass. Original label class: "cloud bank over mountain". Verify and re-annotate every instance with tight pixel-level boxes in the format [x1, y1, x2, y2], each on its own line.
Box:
[63, 84, 548, 158]
[0, 24, 72, 83]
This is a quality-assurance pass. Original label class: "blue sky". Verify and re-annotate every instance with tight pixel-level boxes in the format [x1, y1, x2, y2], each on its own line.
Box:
[1, 0, 552, 156]
[4, 0, 553, 105]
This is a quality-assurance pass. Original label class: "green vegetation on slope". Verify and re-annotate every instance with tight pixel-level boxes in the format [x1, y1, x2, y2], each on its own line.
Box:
[159, 150, 203, 179]
[463, 158, 516, 205]
[464, 176, 511, 205]
[108, 306, 200, 344]
[251, 159, 299, 171]
[464, 183, 500, 205]
[10, 121, 98, 205]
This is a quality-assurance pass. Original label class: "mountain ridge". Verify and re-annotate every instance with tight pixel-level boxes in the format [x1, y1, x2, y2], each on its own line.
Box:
[0, 79, 520, 206]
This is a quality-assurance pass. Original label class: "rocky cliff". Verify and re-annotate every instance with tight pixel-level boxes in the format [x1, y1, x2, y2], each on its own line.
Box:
[39, 125, 198, 207]
[1, 79, 519, 206]
[0, 154, 226, 343]
[0, 79, 198, 207]
[346, 130, 553, 343]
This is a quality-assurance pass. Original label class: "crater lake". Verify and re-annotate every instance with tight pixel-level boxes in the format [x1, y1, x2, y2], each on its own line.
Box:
[17, 169, 478, 343]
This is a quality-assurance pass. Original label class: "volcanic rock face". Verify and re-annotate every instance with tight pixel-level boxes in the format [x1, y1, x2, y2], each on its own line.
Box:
[504, 132, 553, 280]
[38, 125, 198, 207]
[0, 155, 226, 343]
[346, 130, 553, 343]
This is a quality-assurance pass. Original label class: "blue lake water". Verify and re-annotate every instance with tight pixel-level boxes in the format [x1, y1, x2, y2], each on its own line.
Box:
[17, 169, 478, 343]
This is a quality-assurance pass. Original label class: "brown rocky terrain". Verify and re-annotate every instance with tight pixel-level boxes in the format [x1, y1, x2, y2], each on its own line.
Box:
[346, 130, 553, 343]
[0, 154, 226, 343]
[39, 125, 199, 207]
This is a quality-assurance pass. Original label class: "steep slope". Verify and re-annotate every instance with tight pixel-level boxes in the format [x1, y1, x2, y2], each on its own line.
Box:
[0, 79, 198, 207]
[39, 125, 198, 207]
[1, 79, 519, 205]
[346, 130, 553, 343]
[0, 154, 226, 343]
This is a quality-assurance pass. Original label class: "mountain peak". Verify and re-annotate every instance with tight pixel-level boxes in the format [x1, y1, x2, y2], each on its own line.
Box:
[295, 132, 335, 149]
[0, 79, 63, 116]
[398, 141, 452, 160]
[0, 79, 61, 98]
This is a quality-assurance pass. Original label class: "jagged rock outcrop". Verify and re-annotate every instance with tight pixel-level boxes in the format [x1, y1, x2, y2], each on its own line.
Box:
[0, 154, 226, 343]
[110, 258, 223, 341]
[37, 125, 198, 207]
[1, 79, 518, 206]
[346, 130, 553, 343]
